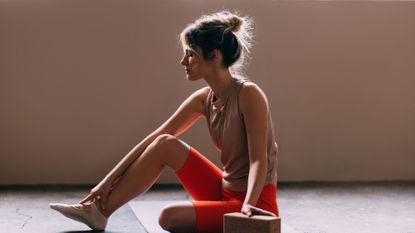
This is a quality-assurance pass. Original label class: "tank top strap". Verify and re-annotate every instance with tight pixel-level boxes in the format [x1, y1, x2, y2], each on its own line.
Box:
[204, 86, 212, 119]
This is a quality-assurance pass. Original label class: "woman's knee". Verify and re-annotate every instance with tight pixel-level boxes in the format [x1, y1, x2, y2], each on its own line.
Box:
[158, 206, 175, 231]
[158, 204, 196, 232]
[152, 134, 184, 150]
[152, 133, 174, 145]
[150, 134, 190, 170]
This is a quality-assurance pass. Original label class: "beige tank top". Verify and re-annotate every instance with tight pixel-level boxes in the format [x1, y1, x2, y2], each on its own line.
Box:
[204, 77, 279, 192]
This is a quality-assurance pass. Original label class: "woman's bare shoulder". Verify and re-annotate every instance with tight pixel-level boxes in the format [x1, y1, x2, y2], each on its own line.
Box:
[199, 85, 211, 94]
[239, 81, 270, 118]
[240, 81, 268, 102]
[189, 86, 210, 116]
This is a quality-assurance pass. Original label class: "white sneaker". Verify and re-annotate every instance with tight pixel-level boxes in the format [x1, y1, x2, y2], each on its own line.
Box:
[49, 202, 108, 231]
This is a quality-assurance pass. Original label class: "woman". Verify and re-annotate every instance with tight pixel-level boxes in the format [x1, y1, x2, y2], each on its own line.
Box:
[50, 10, 280, 233]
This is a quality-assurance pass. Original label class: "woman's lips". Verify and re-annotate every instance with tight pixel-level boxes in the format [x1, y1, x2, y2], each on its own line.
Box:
[185, 69, 191, 73]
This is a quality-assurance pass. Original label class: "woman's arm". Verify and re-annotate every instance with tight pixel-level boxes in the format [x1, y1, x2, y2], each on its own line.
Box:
[103, 86, 209, 182]
[79, 86, 210, 205]
[102, 130, 163, 183]
[239, 82, 275, 216]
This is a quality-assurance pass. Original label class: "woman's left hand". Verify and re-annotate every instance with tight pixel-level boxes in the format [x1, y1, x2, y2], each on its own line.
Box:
[241, 203, 276, 217]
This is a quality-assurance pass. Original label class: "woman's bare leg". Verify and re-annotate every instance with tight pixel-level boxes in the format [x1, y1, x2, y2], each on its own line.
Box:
[158, 201, 196, 232]
[95, 134, 193, 219]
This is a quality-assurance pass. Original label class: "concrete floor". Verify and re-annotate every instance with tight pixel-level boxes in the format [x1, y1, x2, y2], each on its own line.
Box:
[0, 182, 414, 233]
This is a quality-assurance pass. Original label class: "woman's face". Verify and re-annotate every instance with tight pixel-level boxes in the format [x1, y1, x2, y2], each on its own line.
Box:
[180, 45, 210, 81]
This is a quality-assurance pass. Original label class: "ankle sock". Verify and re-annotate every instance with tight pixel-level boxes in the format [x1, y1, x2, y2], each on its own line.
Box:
[49, 202, 108, 231]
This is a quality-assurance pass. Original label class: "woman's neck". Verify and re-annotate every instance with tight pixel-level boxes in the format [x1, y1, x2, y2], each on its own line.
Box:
[204, 69, 234, 99]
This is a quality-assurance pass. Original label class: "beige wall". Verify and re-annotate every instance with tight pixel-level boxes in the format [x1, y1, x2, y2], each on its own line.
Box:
[1, 1, 414, 185]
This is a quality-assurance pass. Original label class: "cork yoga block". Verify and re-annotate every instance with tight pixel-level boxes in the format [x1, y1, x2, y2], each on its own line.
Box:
[224, 212, 281, 233]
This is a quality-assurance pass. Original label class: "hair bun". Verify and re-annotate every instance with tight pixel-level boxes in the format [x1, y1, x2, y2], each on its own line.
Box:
[180, 10, 254, 75]
[227, 16, 243, 32]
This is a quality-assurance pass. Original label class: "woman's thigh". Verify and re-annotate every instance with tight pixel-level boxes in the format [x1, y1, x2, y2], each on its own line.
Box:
[192, 200, 242, 233]
[175, 146, 223, 201]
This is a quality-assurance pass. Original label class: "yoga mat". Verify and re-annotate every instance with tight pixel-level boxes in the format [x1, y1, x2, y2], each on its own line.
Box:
[128, 200, 299, 233]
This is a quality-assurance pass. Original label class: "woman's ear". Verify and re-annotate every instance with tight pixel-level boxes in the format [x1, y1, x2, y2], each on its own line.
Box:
[209, 49, 223, 66]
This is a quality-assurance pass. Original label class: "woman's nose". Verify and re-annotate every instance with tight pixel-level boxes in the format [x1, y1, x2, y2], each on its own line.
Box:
[180, 56, 187, 66]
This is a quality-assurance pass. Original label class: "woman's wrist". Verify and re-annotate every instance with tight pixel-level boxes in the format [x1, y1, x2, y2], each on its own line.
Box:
[103, 174, 117, 183]
[243, 200, 256, 206]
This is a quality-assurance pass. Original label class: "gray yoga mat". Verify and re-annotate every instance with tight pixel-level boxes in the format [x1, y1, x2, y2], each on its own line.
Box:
[128, 200, 299, 233]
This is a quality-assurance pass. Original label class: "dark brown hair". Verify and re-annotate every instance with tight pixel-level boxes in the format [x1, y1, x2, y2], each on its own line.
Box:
[180, 10, 254, 75]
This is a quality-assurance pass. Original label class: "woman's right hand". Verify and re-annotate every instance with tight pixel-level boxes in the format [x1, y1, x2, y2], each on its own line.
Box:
[79, 176, 121, 210]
